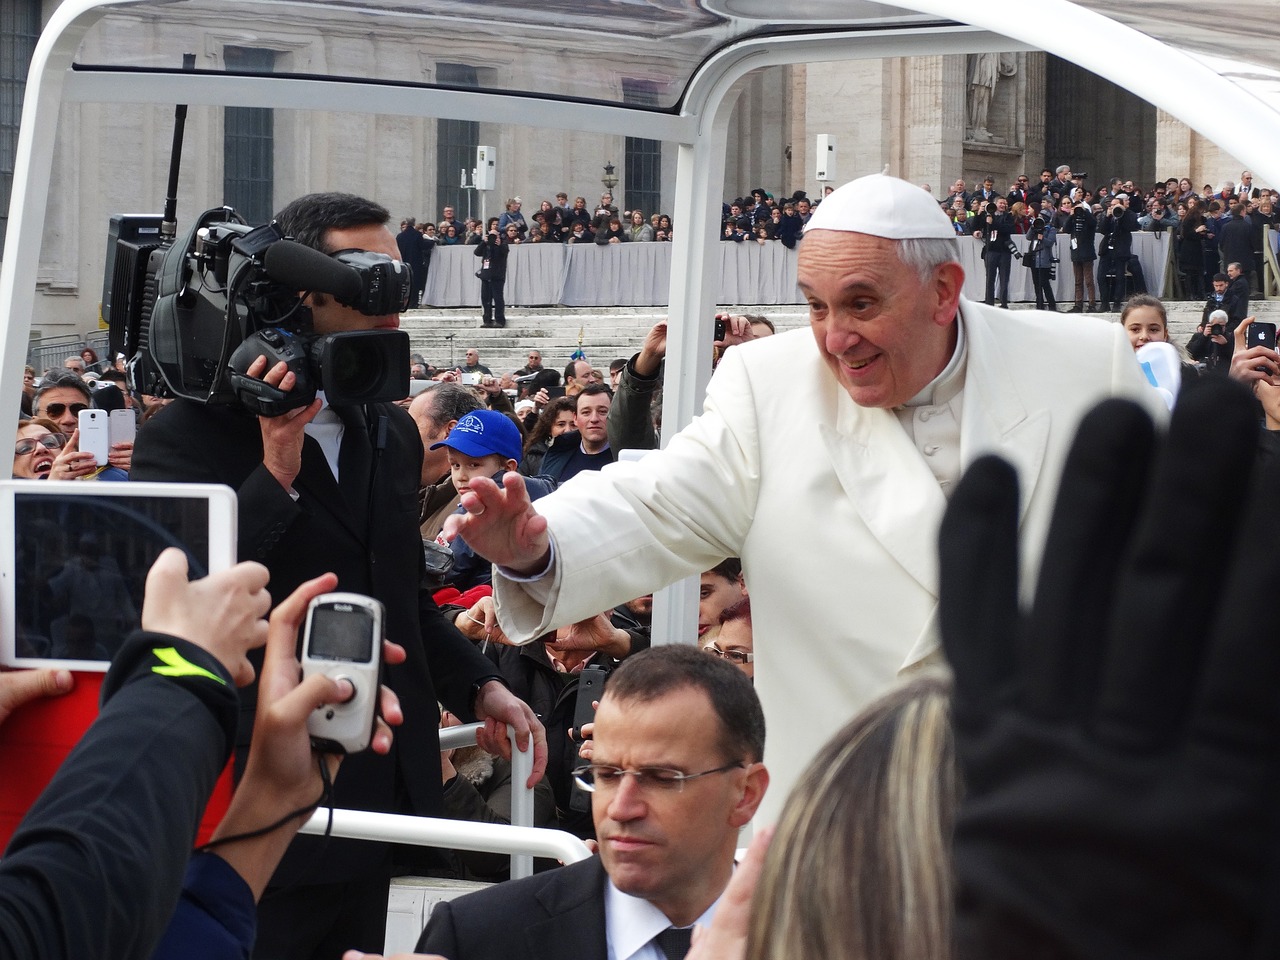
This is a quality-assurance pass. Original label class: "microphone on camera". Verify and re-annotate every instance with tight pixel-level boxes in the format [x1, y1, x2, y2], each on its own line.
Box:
[263, 239, 363, 302]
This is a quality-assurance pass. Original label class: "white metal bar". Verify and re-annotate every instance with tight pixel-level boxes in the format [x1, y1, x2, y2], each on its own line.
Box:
[61, 71, 696, 143]
[297, 809, 591, 865]
[436, 722, 538, 877]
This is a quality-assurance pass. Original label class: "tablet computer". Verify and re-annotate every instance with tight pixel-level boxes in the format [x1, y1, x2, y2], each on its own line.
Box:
[0, 480, 237, 671]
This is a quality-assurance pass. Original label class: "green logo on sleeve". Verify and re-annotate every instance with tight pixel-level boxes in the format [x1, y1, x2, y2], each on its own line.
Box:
[151, 647, 227, 686]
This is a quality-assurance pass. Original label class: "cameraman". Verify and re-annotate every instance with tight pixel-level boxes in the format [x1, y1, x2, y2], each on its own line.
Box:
[1187, 307, 1231, 374]
[1024, 213, 1058, 311]
[132, 192, 544, 960]
[971, 196, 1016, 308]
[474, 226, 509, 328]
[1057, 196, 1098, 312]
[1098, 193, 1139, 311]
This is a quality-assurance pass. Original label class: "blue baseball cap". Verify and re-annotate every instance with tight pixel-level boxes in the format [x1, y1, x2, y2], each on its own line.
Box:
[430, 409, 522, 462]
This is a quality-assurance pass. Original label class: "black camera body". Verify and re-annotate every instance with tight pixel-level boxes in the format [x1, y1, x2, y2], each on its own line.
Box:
[107, 206, 412, 417]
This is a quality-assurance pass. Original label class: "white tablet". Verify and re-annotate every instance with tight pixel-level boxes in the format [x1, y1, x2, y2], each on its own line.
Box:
[0, 480, 237, 671]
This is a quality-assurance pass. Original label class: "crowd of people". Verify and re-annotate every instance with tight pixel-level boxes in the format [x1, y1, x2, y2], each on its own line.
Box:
[939, 165, 1276, 310]
[6, 173, 1280, 960]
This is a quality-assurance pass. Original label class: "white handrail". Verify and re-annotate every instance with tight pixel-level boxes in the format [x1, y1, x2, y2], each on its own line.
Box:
[299, 723, 573, 879]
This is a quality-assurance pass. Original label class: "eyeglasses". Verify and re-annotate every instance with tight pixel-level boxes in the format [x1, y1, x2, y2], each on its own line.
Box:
[15, 434, 66, 456]
[704, 645, 755, 666]
[41, 402, 89, 418]
[572, 761, 743, 794]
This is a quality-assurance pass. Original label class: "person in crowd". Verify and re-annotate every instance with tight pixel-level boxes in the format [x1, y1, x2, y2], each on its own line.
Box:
[1008, 200, 1032, 235]
[502, 223, 523, 246]
[475, 225, 509, 328]
[444, 173, 1160, 819]
[1186, 307, 1231, 374]
[596, 216, 628, 245]
[417, 645, 769, 959]
[1224, 261, 1251, 331]
[1059, 195, 1098, 312]
[131, 191, 544, 960]
[1139, 198, 1178, 232]
[563, 358, 593, 396]
[1098, 193, 1139, 311]
[436, 410, 556, 593]
[32, 369, 131, 478]
[657, 214, 674, 239]
[396, 216, 429, 309]
[739, 674, 953, 960]
[537, 383, 613, 483]
[1120, 294, 1173, 351]
[627, 210, 654, 242]
[449, 602, 646, 839]
[707, 596, 754, 680]
[608, 358, 628, 390]
[12, 417, 67, 479]
[591, 193, 618, 233]
[439, 205, 464, 237]
[0, 547, 292, 960]
[972, 196, 1015, 308]
[497, 197, 527, 239]
[436, 706, 558, 881]
[697, 558, 747, 648]
[1024, 213, 1058, 311]
[565, 220, 592, 244]
[410, 383, 484, 541]
[456, 347, 493, 377]
[61, 355, 86, 376]
[19, 365, 35, 417]
[1177, 203, 1209, 299]
[519, 396, 576, 478]
[1218, 204, 1255, 288]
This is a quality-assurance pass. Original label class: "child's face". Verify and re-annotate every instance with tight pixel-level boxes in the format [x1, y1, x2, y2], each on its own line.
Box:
[447, 449, 512, 492]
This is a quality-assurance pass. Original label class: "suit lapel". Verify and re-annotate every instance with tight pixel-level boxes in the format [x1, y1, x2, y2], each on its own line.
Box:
[293, 433, 369, 545]
[524, 858, 608, 960]
[958, 301, 1051, 526]
[820, 394, 947, 598]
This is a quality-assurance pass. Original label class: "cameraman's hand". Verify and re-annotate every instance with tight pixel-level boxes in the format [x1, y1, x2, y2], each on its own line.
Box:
[140, 548, 271, 687]
[247, 355, 322, 493]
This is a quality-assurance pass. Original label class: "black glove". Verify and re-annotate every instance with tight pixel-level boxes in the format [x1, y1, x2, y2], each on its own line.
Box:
[940, 377, 1280, 960]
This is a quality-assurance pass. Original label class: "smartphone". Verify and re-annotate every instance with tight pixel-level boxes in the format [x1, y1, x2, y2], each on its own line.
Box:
[569, 664, 608, 812]
[545, 385, 566, 399]
[1248, 321, 1277, 352]
[460, 372, 481, 386]
[302, 592, 384, 754]
[77, 409, 110, 466]
[714, 317, 727, 341]
[108, 409, 136, 447]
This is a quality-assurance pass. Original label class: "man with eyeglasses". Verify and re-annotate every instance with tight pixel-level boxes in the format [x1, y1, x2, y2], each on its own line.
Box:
[419, 645, 768, 960]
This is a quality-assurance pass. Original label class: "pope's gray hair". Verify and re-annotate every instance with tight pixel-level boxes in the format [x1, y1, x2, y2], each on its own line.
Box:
[896, 238, 962, 284]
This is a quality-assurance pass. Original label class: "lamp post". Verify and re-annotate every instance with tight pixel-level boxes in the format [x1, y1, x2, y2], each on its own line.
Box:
[602, 162, 619, 193]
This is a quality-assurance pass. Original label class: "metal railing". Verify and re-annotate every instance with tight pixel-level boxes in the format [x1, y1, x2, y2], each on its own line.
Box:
[298, 723, 591, 880]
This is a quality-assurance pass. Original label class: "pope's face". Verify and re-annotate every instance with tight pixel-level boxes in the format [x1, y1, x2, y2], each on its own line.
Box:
[800, 230, 961, 409]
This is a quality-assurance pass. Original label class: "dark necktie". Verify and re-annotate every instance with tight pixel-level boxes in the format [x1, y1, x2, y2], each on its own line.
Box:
[652, 926, 693, 960]
[334, 403, 371, 529]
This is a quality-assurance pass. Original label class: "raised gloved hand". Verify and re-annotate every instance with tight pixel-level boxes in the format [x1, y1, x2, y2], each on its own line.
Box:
[940, 377, 1280, 960]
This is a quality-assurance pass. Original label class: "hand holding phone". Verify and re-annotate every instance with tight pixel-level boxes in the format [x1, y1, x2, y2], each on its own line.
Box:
[302, 593, 384, 754]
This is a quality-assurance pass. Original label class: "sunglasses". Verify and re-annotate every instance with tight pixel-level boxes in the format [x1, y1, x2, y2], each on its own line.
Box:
[42, 402, 89, 418]
[15, 433, 67, 456]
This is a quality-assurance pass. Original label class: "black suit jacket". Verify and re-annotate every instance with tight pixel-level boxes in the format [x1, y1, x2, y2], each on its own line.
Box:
[133, 398, 497, 881]
[418, 857, 608, 959]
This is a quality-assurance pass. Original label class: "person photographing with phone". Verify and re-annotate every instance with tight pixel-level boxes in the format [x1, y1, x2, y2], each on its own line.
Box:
[30, 370, 131, 480]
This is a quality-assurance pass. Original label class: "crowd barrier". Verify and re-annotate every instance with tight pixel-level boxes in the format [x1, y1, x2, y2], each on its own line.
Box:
[421, 234, 1171, 309]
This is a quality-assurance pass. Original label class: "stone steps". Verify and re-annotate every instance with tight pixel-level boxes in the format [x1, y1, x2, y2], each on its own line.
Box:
[399, 301, 1280, 376]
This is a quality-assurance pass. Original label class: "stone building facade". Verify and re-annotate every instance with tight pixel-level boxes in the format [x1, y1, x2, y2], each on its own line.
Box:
[2, 2, 1257, 340]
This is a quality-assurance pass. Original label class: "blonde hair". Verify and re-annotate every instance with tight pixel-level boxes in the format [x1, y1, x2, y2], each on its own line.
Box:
[746, 675, 957, 960]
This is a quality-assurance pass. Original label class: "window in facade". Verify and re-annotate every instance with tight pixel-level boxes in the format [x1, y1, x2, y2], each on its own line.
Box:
[0, 1, 41, 257]
[223, 46, 276, 226]
[622, 78, 662, 219]
[436, 63, 481, 223]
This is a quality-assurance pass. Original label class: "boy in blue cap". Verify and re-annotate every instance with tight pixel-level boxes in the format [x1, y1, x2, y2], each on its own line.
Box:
[430, 410, 555, 590]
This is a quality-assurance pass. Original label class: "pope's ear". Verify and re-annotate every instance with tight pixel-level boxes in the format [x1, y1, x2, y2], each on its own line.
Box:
[931, 261, 965, 325]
